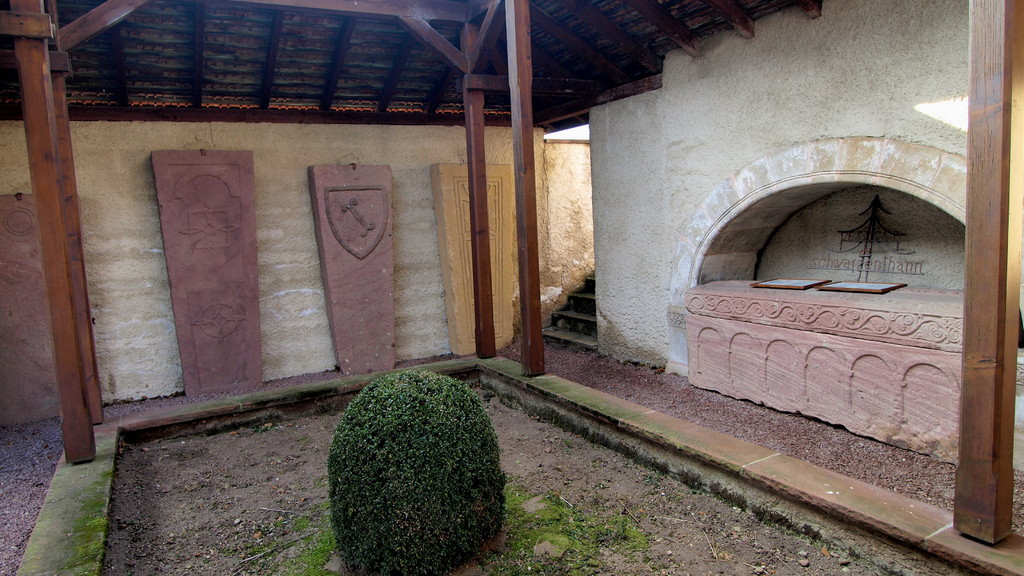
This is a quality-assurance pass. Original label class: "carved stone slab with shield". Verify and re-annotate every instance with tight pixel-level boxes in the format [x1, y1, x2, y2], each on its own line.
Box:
[152, 150, 262, 395]
[308, 164, 395, 375]
[0, 194, 59, 424]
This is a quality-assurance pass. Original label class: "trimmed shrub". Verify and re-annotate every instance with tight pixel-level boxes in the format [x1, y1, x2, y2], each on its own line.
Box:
[328, 370, 505, 576]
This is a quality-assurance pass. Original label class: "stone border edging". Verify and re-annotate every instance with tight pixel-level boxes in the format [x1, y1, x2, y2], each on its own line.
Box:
[17, 356, 1024, 576]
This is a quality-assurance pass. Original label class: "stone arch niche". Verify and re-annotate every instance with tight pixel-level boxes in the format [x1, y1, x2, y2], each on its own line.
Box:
[666, 137, 968, 460]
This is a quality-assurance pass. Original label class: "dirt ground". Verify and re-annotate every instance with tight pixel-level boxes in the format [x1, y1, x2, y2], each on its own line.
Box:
[104, 390, 883, 576]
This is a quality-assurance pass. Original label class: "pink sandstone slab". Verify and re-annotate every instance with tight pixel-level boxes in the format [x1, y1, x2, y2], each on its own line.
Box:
[685, 281, 962, 461]
[0, 194, 59, 424]
[308, 165, 395, 375]
[152, 151, 262, 395]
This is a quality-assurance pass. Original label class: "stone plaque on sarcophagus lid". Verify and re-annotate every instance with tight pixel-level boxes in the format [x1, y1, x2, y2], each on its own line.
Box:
[0, 194, 59, 425]
[308, 165, 395, 375]
[152, 151, 262, 395]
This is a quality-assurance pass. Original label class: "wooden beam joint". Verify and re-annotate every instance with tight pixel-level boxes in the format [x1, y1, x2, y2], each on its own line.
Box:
[0, 11, 54, 39]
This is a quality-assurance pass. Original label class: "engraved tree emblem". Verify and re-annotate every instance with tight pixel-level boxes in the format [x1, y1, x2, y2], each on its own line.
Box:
[830, 195, 914, 282]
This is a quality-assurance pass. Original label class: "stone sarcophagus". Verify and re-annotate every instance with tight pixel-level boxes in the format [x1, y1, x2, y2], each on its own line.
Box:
[685, 281, 962, 460]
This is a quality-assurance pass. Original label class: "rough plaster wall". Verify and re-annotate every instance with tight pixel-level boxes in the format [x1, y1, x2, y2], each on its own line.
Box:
[540, 141, 594, 320]
[590, 91, 668, 364]
[0, 121, 571, 401]
[588, 0, 968, 366]
[757, 186, 965, 290]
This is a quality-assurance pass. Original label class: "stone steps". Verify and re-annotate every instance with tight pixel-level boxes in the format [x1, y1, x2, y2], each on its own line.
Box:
[544, 274, 597, 350]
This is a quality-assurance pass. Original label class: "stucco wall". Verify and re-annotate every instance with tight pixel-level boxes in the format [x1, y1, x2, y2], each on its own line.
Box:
[589, 0, 969, 366]
[0, 121, 592, 401]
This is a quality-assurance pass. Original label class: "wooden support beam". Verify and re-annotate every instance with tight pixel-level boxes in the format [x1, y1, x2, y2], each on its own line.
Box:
[506, 0, 544, 375]
[461, 24, 496, 358]
[618, 0, 700, 57]
[460, 73, 600, 95]
[791, 0, 822, 19]
[530, 5, 632, 85]
[259, 11, 285, 109]
[52, 71, 103, 425]
[469, 0, 504, 73]
[59, 0, 151, 51]
[377, 36, 414, 113]
[0, 104, 514, 125]
[0, 11, 53, 38]
[534, 73, 661, 124]
[954, 0, 1024, 544]
[0, 49, 70, 71]
[192, 2, 204, 107]
[701, 0, 754, 38]
[555, 0, 661, 73]
[399, 16, 468, 73]
[223, 0, 467, 22]
[320, 17, 354, 110]
[13, 0, 95, 463]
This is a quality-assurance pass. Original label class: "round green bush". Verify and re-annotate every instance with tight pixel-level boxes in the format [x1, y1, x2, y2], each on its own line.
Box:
[328, 370, 505, 576]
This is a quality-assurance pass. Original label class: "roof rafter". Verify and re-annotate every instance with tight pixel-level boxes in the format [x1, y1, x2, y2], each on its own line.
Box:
[555, 0, 660, 73]
[59, 0, 151, 51]
[469, 0, 504, 73]
[530, 5, 631, 85]
[192, 3, 204, 107]
[701, 0, 754, 38]
[534, 73, 661, 124]
[424, 65, 458, 113]
[377, 36, 415, 112]
[111, 27, 129, 106]
[399, 16, 468, 73]
[259, 11, 285, 109]
[223, 0, 467, 22]
[618, 0, 700, 57]
[320, 17, 354, 111]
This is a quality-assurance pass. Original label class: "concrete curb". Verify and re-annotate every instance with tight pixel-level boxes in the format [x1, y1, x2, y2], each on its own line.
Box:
[18, 356, 1024, 575]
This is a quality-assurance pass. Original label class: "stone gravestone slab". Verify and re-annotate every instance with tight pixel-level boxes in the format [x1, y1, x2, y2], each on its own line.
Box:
[0, 194, 59, 424]
[430, 164, 516, 355]
[308, 165, 395, 375]
[152, 151, 262, 395]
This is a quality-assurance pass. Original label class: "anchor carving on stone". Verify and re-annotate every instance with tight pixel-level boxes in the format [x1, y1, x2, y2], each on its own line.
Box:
[339, 197, 375, 238]
[324, 187, 388, 259]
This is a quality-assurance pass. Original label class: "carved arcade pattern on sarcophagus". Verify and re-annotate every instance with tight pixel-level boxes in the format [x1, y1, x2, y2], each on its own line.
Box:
[684, 281, 962, 461]
[308, 165, 395, 376]
[152, 150, 262, 395]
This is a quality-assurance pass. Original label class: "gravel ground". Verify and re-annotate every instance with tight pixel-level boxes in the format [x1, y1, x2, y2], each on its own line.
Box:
[2, 340, 1022, 575]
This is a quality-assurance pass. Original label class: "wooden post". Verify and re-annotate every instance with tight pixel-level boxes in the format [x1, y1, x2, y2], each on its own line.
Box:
[954, 0, 1024, 544]
[505, 0, 544, 375]
[10, 0, 95, 462]
[49, 0, 103, 425]
[461, 23, 497, 358]
[52, 72, 103, 425]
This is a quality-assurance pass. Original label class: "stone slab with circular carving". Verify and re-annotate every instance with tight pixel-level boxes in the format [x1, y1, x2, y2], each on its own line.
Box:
[0, 194, 59, 424]
[152, 150, 262, 395]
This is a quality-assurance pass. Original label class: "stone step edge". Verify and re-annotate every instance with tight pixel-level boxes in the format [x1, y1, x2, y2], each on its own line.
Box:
[542, 327, 597, 349]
